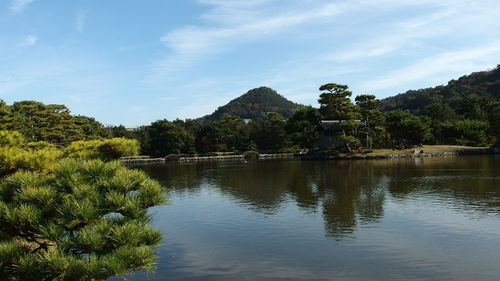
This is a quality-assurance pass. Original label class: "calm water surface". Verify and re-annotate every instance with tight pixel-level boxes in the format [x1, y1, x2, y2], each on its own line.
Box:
[122, 155, 500, 281]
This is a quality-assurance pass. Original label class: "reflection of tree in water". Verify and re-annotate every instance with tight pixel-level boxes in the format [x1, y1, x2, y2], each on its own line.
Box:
[208, 161, 293, 214]
[136, 163, 204, 193]
[310, 161, 386, 238]
[209, 160, 388, 235]
[138, 160, 388, 238]
[136, 155, 500, 239]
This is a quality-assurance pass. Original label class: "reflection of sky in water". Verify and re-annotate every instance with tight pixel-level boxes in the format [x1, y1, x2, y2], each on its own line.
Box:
[115, 156, 500, 281]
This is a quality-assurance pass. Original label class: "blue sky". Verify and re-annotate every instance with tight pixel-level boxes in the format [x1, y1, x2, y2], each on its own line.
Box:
[1, 0, 500, 126]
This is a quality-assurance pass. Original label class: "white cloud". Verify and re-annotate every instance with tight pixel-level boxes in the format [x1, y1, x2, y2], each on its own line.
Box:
[149, 1, 353, 81]
[150, 0, 499, 81]
[144, 0, 500, 116]
[20, 35, 37, 46]
[328, 1, 500, 63]
[360, 42, 500, 92]
[10, 0, 34, 13]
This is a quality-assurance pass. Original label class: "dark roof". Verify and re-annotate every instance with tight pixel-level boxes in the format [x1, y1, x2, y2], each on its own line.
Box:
[317, 120, 366, 131]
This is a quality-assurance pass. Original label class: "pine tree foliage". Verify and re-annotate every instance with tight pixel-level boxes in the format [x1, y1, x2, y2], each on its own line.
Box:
[0, 158, 166, 281]
[0, 100, 110, 146]
[64, 138, 140, 161]
[0, 131, 62, 174]
[318, 83, 361, 120]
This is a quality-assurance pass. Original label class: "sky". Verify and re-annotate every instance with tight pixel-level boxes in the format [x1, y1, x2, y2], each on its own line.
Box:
[1, 0, 500, 126]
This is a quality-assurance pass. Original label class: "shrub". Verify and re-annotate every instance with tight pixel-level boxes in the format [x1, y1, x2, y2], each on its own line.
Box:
[97, 138, 140, 160]
[23, 141, 57, 151]
[338, 135, 361, 152]
[65, 138, 140, 161]
[0, 147, 62, 175]
[0, 159, 166, 281]
[0, 131, 25, 147]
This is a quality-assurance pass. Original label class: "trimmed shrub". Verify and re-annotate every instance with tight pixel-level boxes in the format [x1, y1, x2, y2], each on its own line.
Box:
[65, 138, 140, 161]
[0, 147, 62, 175]
[23, 141, 57, 151]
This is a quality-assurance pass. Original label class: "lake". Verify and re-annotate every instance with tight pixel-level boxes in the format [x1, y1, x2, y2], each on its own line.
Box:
[121, 155, 500, 281]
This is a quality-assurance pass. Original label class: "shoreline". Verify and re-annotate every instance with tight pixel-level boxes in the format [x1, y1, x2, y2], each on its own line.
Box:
[301, 145, 497, 160]
[120, 146, 498, 164]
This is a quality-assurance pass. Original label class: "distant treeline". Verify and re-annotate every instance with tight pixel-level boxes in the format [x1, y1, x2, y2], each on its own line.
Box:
[2, 66, 499, 156]
[110, 66, 500, 155]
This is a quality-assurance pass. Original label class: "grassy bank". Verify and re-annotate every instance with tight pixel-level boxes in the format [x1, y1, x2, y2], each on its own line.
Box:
[351, 145, 490, 157]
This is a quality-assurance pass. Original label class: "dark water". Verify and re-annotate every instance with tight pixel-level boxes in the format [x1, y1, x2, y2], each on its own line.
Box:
[121, 155, 500, 281]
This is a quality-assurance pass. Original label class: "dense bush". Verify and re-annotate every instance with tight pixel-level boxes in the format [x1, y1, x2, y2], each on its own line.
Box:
[0, 132, 62, 174]
[23, 141, 58, 151]
[0, 130, 25, 147]
[0, 159, 166, 281]
[0, 147, 62, 175]
[65, 138, 140, 160]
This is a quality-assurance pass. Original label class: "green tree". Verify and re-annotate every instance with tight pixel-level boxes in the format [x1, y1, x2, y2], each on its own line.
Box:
[355, 95, 384, 148]
[318, 83, 361, 120]
[424, 103, 456, 122]
[0, 159, 165, 281]
[441, 120, 489, 146]
[457, 96, 489, 121]
[248, 118, 290, 152]
[73, 116, 110, 140]
[286, 106, 320, 150]
[338, 135, 361, 152]
[144, 120, 195, 156]
[108, 125, 134, 139]
[219, 115, 250, 152]
[487, 101, 500, 144]
[9, 102, 80, 145]
[385, 110, 432, 146]
[196, 121, 226, 153]
[1, 101, 110, 146]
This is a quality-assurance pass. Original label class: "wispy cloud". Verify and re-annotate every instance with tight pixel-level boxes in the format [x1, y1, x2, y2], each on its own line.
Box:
[150, 0, 499, 81]
[10, 0, 34, 13]
[360, 42, 500, 92]
[149, 1, 352, 81]
[76, 10, 87, 33]
[328, 1, 500, 63]
[145, 0, 500, 116]
[20, 35, 37, 46]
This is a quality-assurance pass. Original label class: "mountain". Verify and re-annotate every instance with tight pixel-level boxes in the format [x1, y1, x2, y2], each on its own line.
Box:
[380, 65, 500, 114]
[200, 87, 300, 121]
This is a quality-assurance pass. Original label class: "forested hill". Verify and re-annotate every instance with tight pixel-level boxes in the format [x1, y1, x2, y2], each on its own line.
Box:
[199, 87, 300, 121]
[380, 65, 500, 114]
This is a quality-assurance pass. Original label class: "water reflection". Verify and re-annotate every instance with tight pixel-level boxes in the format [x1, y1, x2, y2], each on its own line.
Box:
[122, 155, 500, 281]
[138, 155, 500, 239]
